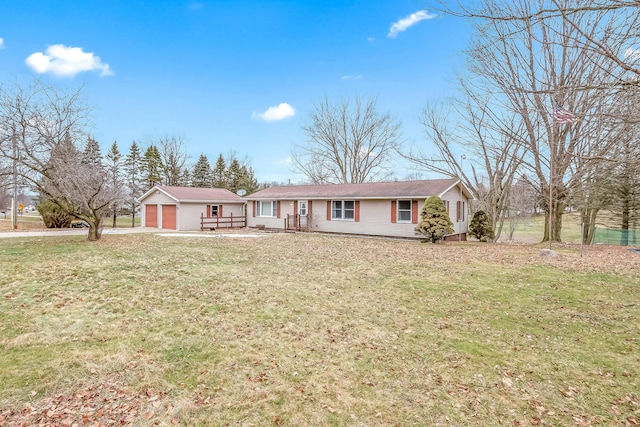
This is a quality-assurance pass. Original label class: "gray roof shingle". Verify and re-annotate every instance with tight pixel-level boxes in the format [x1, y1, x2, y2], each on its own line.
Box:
[245, 179, 460, 200]
[146, 186, 244, 203]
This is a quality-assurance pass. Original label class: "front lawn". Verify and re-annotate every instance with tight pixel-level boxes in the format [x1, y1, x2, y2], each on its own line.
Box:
[0, 233, 638, 425]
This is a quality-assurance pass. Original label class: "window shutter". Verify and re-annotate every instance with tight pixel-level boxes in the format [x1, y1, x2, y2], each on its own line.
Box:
[218, 205, 223, 217]
[276, 201, 281, 218]
[391, 200, 397, 223]
[456, 201, 461, 221]
[206, 205, 210, 217]
[355, 201, 360, 222]
[308, 200, 312, 216]
[327, 201, 331, 220]
[293, 201, 298, 215]
[253, 201, 256, 217]
[412, 200, 419, 224]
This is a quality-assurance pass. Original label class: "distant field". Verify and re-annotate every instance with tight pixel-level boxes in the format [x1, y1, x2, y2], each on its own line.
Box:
[0, 233, 638, 425]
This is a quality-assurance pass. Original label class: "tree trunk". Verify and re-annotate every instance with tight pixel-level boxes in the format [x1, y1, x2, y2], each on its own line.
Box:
[87, 216, 103, 241]
[131, 202, 136, 227]
[580, 206, 599, 245]
[87, 225, 101, 241]
[542, 200, 564, 242]
[112, 211, 117, 228]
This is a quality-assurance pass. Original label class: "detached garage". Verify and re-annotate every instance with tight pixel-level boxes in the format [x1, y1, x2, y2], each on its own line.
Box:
[138, 186, 245, 231]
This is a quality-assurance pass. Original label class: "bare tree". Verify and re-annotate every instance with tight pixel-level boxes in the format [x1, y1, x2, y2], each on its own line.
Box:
[413, 0, 635, 242]
[292, 96, 402, 184]
[42, 135, 123, 240]
[430, 0, 640, 92]
[505, 177, 538, 240]
[0, 79, 123, 240]
[403, 88, 525, 241]
[144, 134, 189, 186]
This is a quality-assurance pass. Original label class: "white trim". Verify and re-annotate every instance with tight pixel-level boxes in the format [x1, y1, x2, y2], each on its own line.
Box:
[397, 199, 412, 223]
[298, 200, 308, 216]
[138, 186, 179, 203]
[256, 200, 277, 217]
[331, 200, 355, 221]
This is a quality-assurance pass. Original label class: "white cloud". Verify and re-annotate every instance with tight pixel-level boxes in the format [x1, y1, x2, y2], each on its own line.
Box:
[387, 10, 436, 39]
[625, 48, 640, 61]
[0, 38, 5, 49]
[367, 37, 375, 43]
[279, 156, 292, 164]
[341, 75, 363, 81]
[252, 103, 295, 122]
[25, 44, 113, 77]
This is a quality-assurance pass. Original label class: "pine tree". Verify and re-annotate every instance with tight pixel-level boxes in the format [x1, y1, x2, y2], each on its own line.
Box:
[178, 168, 192, 187]
[192, 154, 212, 188]
[124, 141, 144, 227]
[212, 154, 228, 188]
[142, 145, 163, 190]
[105, 140, 123, 228]
[227, 158, 242, 193]
[83, 136, 103, 168]
[469, 210, 494, 242]
[238, 165, 259, 195]
[415, 196, 454, 243]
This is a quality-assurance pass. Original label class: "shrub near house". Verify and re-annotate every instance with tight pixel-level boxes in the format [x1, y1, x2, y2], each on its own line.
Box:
[415, 196, 454, 243]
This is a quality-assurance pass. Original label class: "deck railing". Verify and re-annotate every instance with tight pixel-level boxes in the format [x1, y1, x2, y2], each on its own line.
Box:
[200, 213, 246, 230]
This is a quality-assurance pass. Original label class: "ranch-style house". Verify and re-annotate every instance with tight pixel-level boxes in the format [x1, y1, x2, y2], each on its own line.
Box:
[244, 178, 471, 240]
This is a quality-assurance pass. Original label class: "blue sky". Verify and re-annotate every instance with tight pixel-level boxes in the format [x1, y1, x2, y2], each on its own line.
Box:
[0, 1, 470, 183]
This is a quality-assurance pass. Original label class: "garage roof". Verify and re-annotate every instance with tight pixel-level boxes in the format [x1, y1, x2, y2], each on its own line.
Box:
[138, 186, 244, 203]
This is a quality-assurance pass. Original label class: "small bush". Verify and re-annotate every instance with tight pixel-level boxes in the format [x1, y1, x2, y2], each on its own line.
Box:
[469, 210, 494, 242]
[37, 200, 73, 228]
[415, 196, 454, 243]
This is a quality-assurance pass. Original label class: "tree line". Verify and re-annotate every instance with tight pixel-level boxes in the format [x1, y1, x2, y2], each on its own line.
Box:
[2, 0, 639, 243]
[0, 79, 258, 240]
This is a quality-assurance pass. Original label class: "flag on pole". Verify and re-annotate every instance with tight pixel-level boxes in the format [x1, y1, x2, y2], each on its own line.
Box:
[553, 99, 576, 124]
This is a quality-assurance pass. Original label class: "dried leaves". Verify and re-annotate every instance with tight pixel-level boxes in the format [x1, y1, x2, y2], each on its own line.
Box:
[0, 381, 167, 426]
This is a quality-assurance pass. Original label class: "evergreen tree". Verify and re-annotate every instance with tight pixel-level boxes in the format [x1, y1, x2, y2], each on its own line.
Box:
[238, 165, 259, 194]
[142, 145, 163, 190]
[212, 154, 228, 188]
[178, 168, 192, 187]
[124, 141, 144, 227]
[469, 210, 494, 242]
[83, 136, 103, 168]
[105, 140, 123, 228]
[227, 158, 242, 193]
[192, 154, 212, 187]
[415, 196, 454, 243]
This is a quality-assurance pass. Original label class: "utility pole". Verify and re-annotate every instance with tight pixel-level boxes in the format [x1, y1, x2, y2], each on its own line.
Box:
[12, 125, 18, 230]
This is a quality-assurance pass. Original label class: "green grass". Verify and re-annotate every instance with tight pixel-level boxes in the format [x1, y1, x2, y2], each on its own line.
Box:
[0, 234, 638, 426]
[509, 211, 639, 244]
[509, 213, 584, 243]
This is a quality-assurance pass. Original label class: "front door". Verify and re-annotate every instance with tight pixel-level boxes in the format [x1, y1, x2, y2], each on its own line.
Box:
[298, 200, 308, 229]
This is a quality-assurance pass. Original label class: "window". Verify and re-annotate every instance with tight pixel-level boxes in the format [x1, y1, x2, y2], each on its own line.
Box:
[332, 200, 355, 220]
[456, 201, 465, 222]
[298, 201, 308, 216]
[397, 200, 412, 222]
[257, 200, 277, 217]
[444, 200, 450, 215]
[207, 205, 218, 217]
